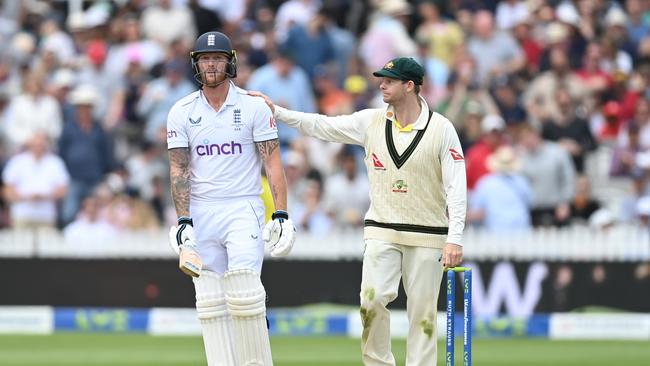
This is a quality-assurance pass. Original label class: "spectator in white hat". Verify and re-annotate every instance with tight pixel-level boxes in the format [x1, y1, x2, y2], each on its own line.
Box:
[59, 84, 115, 224]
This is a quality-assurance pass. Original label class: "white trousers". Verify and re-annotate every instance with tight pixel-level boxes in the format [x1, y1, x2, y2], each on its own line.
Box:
[191, 198, 266, 275]
[360, 239, 444, 366]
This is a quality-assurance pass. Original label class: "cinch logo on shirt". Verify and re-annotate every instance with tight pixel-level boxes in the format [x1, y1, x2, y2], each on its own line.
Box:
[196, 140, 243, 156]
[167, 130, 177, 138]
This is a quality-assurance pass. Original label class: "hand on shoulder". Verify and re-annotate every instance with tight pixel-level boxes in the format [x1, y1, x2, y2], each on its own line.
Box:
[248, 91, 275, 114]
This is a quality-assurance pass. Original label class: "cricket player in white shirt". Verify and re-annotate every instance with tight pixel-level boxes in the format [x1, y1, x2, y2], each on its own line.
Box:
[251, 57, 467, 365]
[167, 31, 296, 366]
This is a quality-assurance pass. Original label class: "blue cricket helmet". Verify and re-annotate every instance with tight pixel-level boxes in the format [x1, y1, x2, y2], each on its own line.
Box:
[190, 31, 237, 81]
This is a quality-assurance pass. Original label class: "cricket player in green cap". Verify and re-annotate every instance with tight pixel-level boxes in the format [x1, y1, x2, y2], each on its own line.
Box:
[251, 56, 467, 365]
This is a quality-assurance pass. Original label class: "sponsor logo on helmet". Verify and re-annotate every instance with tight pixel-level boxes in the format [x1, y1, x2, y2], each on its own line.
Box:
[196, 139, 243, 156]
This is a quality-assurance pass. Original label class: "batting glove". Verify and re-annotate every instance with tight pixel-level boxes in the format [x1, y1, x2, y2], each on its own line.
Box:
[263, 210, 296, 257]
[168, 216, 202, 277]
[168, 217, 197, 253]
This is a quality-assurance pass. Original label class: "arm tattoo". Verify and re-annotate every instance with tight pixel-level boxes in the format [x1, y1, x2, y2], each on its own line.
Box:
[255, 138, 279, 160]
[263, 146, 280, 206]
[257, 138, 287, 211]
[169, 148, 191, 217]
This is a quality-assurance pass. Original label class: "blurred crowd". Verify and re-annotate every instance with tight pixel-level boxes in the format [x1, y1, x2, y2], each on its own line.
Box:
[0, 0, 649, 238]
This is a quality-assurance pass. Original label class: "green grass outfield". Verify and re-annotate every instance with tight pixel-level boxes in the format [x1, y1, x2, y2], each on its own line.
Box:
[0, 334, 648, 365]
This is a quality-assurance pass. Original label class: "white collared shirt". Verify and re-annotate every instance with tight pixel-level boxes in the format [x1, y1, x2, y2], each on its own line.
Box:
[167, 82, 278, 205]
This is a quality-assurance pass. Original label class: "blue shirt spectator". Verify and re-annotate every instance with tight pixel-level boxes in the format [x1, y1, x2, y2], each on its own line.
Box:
[283, 11, 335, 80]
[247, 54, 316, 148]
[469, 146, 532, 231]
[58, 85, 115, 224]
[59, 115, 114, 184]
[137, 60, 195, 142]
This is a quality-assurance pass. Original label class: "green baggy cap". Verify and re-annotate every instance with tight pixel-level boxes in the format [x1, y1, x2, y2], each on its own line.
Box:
[372, 57, 425, 85]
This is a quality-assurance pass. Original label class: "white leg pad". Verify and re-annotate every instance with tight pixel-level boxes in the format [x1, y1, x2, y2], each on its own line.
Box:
[224, 269, 273, 366]
[193, 270, 237, 366]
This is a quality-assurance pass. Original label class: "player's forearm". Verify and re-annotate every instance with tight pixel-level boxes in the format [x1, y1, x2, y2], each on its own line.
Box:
[169, 148, 191, 217]
[264, 156, 288, 211]
[256, 138, 287, 211]
[274, 106, 367, 145]
[171, 172, 191, 217]
[445, 180, 467, 245]
[266, 163, 287, 211]
[441, 124, 467, 245]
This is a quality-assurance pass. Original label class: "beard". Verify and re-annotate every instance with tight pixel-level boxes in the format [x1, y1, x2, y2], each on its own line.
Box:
[201, 70, 227, 87]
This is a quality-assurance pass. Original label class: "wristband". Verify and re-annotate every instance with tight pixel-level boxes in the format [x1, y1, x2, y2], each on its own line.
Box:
[178, 216, 193, 226]
[271, 210, 289, 220]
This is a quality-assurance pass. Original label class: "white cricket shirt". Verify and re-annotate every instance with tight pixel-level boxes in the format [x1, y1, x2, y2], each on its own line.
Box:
[167, 82, 277, 205]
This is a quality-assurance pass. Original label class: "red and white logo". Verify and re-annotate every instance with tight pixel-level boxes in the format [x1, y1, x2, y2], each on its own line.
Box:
[449, 148, 464, 161]
[371, 153, 386, 170]
[269, 116, 277, 129]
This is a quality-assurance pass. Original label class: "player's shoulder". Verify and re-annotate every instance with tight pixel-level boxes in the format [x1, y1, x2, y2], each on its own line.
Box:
[169, 90, 201, 113]
[425, 108, 458, 141]
[233, 85, 270, 111]
[356, 107, 384, 120]
[348, 108, 385, 129]
[430, 110, 454, 128]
